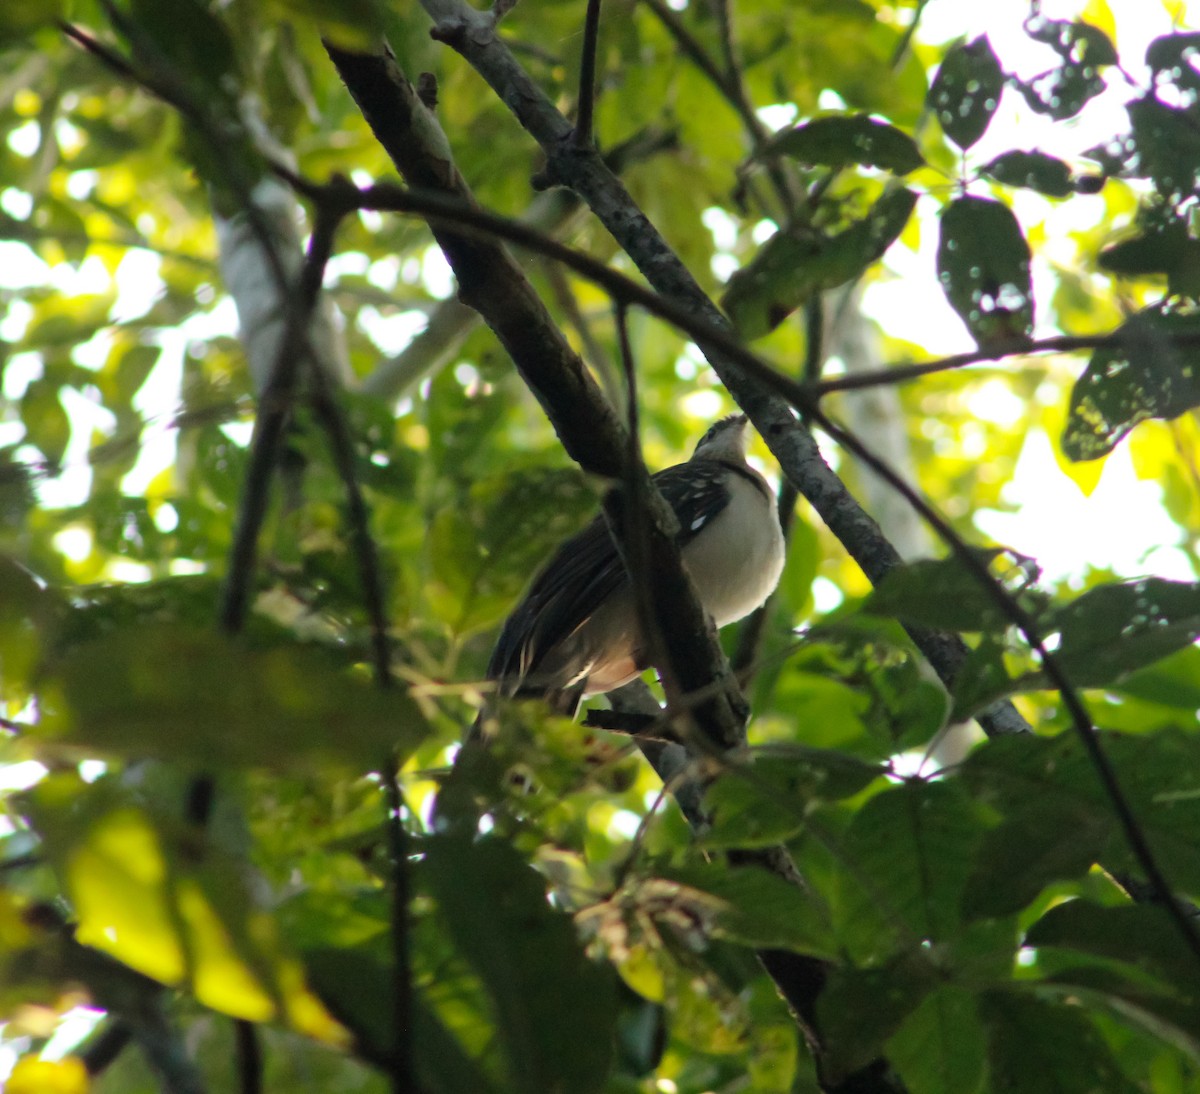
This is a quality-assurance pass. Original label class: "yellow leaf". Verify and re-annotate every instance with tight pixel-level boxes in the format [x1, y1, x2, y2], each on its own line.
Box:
[65, 808, 348, 1046]
[8, 1056, 89, 1094]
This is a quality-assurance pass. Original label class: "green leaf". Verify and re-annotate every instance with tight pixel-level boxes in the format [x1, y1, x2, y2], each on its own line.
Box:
[1117, 645, 1200, 710]
[723, 187, 916, 339]
[304, 948, 503, 1094]
[702, 746, 884, 849]
[0, 0, 64, 43]
[982, 992, 1137, 1093]
[1044, 577, 1200, 687]
[818, 952, 939, 1081]
[962, 731, 1200, 912]
[1128, 95, 1200, 201]
[1036, 966, 1200, 1061]
[760, 114, 923, 174]
[867, 549, 1015, 632]
[981, 150, 1075, 198]
[428, 468, 596, 637]
[835, 780, 984, 961]
[1016, 16, 1114, 120]
[1099, 221, 1200, 297]
[1026, 900, 1200, 1004]
[654, 863, 838, 957]
[888, 986, 986, 1094]
[1061, 306, 1200, 461]
[37, 624, 429, 771]
[269, 0, 388, 48]
[937, 195, 1034, 345]
[25, 774, 343, 1042]
[19, 378, 71, 467]
[927, 37, 1004, 150]
[423, 835, 617, 1094]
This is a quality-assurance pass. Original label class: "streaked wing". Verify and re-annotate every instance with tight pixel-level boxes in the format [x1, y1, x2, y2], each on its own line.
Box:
[487, 462, 734, 692]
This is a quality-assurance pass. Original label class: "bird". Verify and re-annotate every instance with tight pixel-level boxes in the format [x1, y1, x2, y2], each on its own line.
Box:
[484, 414, 786, 716]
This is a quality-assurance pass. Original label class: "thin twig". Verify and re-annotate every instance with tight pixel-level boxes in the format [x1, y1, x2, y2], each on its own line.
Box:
[234, 1020, 262, 1094]
[219, 204, 343, 634]
[382, 763, 417, 1094]
[811, 333, 1120, 396]
[573, 0, 604, 147]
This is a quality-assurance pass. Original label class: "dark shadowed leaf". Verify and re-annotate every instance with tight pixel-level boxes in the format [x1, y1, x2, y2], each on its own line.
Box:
[1062, 306, 1200, 461]
[867, 549, 1021, 632]
[937, 196, 1034, 345]
[723, 187, 916, 339]
[962, 731, 1200, 912]
[1026, 900, 1200, 1005]
[37, 624, 429, 771]
[1128, 95, 1200, 200]
[423, 835, 617, 1094]
[1100, 221, 1200, 297]
[835, 780, 984, 961]
[927, 37, 1004, 150]
[760, 114, 923, 174]
[1044, 577, 1200, 686]
[654, 863, 838, 957]
[1146, 33, 1200, 94]
[981, 992, 1137, 1093]
[702, 746, 884, 848]
[304, 947, 502, 1094]
[888, 986, 986, 1094]
[1016, 16, 1114, 120]
[981, 150, 1075, 197]
[818, 952, 939, 1081]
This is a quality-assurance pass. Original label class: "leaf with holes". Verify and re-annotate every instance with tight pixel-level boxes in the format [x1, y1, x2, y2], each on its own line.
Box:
[760, 114, 923, 175]
[1043, 577, 1200, 686]
[937, 195, 1033, 345]
[1128, 95, 1200, 201]
[927, 36, 1005, 150]
[1062, 306, 1200, 461]
[723, 187, 916, 339]
[1015, 16, 1114, 120]
[981, 150, 1075, 197]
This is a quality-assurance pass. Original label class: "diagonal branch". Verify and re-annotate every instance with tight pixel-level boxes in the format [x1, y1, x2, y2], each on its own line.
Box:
[324, 41, 748, 750]
[417, 0, 1028, 742]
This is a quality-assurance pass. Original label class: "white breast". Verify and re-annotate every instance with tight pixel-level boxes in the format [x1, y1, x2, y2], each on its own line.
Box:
[682, 471, 785, 627]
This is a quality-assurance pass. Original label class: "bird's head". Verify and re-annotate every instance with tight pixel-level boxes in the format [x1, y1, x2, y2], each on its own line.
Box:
[691, 413, 750, 462]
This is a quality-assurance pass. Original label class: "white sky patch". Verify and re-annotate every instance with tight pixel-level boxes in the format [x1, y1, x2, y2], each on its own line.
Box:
[0, 240, 41, 286]
[111, 249, 163, 324]
[6, 120, 38, 157]
[975, 431, 1194, 582]
[681, 388, 725, 420]
[358, 306, 429, 356]
[421, 244, 455, 299]
[0, 760, 48, 792]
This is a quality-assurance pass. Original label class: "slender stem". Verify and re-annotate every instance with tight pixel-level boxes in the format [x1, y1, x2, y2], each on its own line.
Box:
[573, 0, 604, 146]
[219, 206, 343, 633]
[382, 763, 418, 1094]
[234, 1020, 262, 1094]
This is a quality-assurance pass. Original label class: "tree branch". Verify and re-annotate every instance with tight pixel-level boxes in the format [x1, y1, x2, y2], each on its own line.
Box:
[416, 0, 1027, 743]
[573, 0, 603, 147]
[326, 41, 751, 753]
